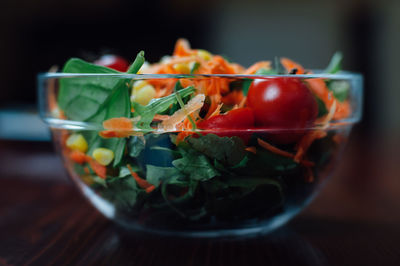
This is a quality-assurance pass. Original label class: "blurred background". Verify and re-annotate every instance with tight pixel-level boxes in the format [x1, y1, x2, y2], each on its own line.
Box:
[0, 0, 399, 220]
[1, 0, 400, 140]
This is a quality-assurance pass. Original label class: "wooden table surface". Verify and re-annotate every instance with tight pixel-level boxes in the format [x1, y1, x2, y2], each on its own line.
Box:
[1, 136, 400, 266]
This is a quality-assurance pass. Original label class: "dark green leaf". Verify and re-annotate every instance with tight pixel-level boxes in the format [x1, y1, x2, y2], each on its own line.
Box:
[128, 136, 146, 157]
[172, 149, 219, 181]
[231, 155, 249, 169]
[186, 134, 247, 166]
[315, 95, 328, 118]
[101, 176, 139, 210]
[244, 149, 299, 176]
[146, 165, 184, 186]
[242, 79, 252, 96]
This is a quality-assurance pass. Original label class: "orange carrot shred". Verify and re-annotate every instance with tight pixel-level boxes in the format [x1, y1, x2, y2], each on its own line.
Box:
[84, 166, 90, 174]
[69, 150, 87, 164]
[244, 61, 271, 74]
[280, 58, 305, 74]
[103, 117, 133, 131]
[294, 130, 327, 163]
[88, 159, 107, 179]
[173, 38, 192, 57]
[257, 138, 315, 167]
[257, 138, 295, 159]
[127, 164, 155, 193]
[245, 146, 257, 154]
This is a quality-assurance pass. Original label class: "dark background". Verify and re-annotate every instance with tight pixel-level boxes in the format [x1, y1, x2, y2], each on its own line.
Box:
[1, 0, 400, 138]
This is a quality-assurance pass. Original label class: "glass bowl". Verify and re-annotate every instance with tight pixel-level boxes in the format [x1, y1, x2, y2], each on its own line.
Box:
[38, 73, 362, 238]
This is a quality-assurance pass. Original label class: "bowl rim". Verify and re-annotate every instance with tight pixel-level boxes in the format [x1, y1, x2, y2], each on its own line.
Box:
[38, 71, 363, 80]
[38, 71, 363, 132]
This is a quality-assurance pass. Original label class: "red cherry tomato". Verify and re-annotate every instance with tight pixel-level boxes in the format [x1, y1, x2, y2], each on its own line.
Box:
[197, 108, 255, 143]
[247, 77, 318, 143]
[94, 55, 129, 72]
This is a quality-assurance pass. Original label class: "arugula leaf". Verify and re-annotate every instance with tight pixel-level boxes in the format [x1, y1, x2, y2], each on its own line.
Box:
[186, 134, 246, 167]
[172, 149, 219, 181]
[132, 86, 195, 130]
[325, 51, 343, 74]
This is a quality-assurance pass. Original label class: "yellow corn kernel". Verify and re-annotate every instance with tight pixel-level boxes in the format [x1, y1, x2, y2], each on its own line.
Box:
[132, 80, 149, 93]
[92, 148, 114, 166]
[66, 134, 88, 153]
[197, 49, 212, 61]
[132, 85, 156, 105]
[173, 63, 190, 74]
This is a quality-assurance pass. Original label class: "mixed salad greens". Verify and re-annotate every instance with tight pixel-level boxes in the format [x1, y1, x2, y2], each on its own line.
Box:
[52, 39, 351, 229]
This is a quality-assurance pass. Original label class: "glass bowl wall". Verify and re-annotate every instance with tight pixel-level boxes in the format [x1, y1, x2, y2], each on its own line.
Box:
[38, 73, 362, 238]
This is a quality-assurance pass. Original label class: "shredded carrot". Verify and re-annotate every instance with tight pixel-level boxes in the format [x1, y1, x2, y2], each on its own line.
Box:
[103, 117, 133, 131]
[221, 90, 244, 106]
[208, 103, 223, 118]
[176, 131, 193, 144]
[245, 146, 257, 154]
[173, 38, 193, 57]
[257, 138, 315, 167]
[127, 164, 155, 193]
[238, 96, 247, 108]
[244, 61, 271, 74]
[257, 138, 295, 159]
[88, 159, 107, 179]
[294, 130, 327, 163]
[84, 166, 90, 174]
[334, 101, 351, 120]
[280, 58, 305, 74]
[153, 114, 171, 121]
[99, 130, 131, 139]
[69, 150, 87, 164]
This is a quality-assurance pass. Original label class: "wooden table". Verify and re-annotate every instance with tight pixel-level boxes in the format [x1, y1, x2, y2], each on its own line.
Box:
[1, 137, 400, 266]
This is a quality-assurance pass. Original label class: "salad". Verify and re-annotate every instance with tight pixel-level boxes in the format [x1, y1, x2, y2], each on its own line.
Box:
[49, 39, 353, 232]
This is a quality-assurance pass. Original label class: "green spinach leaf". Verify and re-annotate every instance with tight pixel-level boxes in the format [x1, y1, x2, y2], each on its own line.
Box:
[60, 51, 145, 167]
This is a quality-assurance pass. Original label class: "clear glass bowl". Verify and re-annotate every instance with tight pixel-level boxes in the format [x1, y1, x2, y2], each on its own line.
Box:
[38, 73, 362, 238]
